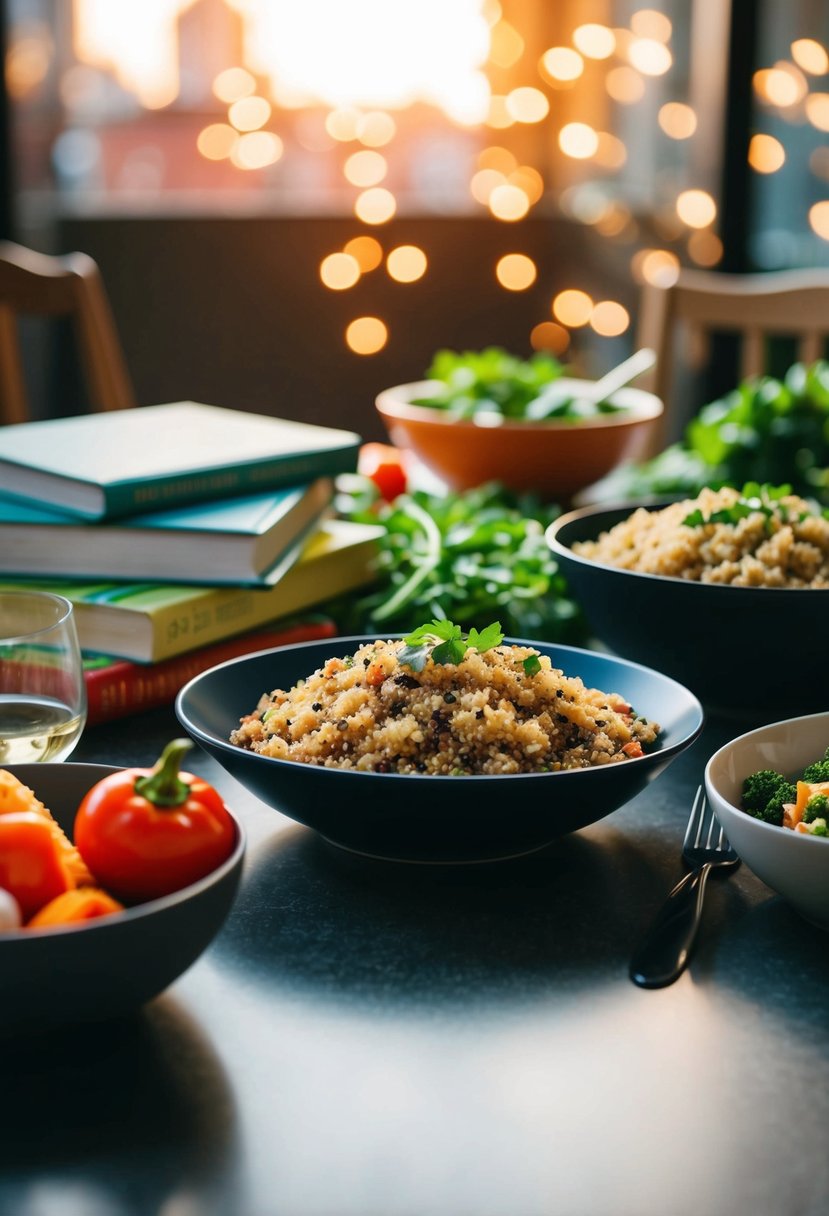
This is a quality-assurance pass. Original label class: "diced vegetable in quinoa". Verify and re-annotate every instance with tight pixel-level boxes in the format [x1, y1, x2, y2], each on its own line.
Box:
[229, 622, 660, 776]
[740, 745, 829, 834]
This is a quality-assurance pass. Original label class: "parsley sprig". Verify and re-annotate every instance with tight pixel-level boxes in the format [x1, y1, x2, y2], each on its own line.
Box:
[682, 482, 810, 531]
[398, 619, 504, 671]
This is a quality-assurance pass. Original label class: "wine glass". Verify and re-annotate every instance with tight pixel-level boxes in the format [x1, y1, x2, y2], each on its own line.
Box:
[0, 591, 87, 763]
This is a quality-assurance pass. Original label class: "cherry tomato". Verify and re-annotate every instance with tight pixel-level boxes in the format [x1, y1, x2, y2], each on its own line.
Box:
[0, 813, 73, 921]
[74, 739, 236, 904]
[357, 442, 408, 502]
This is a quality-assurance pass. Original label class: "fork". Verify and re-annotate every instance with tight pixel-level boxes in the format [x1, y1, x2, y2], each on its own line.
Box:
[629, 786, 740, 989]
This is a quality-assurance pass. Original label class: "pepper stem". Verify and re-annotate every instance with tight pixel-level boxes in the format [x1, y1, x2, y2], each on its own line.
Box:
[134, 738, 193, 808]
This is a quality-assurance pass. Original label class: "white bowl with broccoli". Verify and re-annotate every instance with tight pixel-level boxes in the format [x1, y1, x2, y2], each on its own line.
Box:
[705, 711, 829, 932]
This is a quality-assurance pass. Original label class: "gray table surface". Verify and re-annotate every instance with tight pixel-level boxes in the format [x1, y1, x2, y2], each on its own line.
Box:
[2, 704, 828, 1216]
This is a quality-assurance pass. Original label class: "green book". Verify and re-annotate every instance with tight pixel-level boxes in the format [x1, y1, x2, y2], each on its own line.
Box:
[0, 478, 333, 586]
[0, 520, 383, 663]
[0, 401, 361, 520]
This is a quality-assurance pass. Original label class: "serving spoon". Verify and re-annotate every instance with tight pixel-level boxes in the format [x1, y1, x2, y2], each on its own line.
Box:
[525, 347, 657, 420]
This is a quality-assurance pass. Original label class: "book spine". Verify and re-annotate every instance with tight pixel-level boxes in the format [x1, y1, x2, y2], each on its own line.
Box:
[104, 446, 360, 518]
[84, 617, 337, 726]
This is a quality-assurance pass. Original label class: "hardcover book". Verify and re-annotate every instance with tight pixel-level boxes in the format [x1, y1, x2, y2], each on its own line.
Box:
[0, 478, 334, 585]
[0, 401, 362, 520]
[83, 616, 337, 726]
[0, 519, 383, 663]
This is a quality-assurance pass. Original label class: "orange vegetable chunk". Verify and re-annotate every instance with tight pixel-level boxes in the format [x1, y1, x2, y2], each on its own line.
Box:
[0, 812, 74, 921]
[28, 887, 124, 929]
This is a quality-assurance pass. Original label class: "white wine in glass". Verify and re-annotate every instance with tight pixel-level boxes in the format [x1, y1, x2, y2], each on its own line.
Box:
[0, 591, 87, 763]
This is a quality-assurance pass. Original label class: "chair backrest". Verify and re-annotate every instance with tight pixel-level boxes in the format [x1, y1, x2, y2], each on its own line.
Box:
[636, 268, 829, 451]
[0, 241, 136, 426]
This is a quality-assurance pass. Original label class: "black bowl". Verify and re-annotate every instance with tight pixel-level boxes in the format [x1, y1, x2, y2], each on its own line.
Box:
[175, 636, 703, 864]
[547, 501, 829, 718]
[0, 763, 245, 1036]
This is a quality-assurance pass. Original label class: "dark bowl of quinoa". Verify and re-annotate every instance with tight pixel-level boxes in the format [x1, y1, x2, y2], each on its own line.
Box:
[176, 636, 703, 864]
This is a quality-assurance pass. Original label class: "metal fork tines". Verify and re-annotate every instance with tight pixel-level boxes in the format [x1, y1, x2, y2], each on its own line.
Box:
[630, 786, 740, 989]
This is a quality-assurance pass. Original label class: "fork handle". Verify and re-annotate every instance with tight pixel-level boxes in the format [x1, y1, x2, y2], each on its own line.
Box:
[629, 864, 713, 989]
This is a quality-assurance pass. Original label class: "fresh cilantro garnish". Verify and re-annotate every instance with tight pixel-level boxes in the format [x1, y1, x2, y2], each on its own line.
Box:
[682, 482, 798, 532]
[398, 619, 504, 670]
[522, 655, 542, 677]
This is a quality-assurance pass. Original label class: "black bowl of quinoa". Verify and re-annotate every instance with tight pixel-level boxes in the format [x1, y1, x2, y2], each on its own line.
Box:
[176, 636, 703, 863]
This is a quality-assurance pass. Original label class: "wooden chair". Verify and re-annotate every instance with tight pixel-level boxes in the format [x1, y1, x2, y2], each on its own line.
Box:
[636, 267, 829, 451]
[0, 241, 136, 426]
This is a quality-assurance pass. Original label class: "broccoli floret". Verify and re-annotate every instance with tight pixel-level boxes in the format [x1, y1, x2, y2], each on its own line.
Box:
[750, 782, 797, 827]
[808, 819, 828, 837]
[742, 769, 787, 812]
[802, 759, 829, 783]
[802, 793, 829, 824]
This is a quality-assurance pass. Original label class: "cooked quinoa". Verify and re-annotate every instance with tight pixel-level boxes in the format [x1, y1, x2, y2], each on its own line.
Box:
[573, 486, 829, 588]
[229, 640, 660, 775]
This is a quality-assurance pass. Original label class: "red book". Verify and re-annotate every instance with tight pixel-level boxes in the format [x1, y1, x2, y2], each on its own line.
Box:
[83, 616, 337, 727]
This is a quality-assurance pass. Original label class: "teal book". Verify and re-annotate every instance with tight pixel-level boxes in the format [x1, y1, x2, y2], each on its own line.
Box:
[0, 519, 383, 662]
[0, 401, 362, 520]
[0, 477, 334, 586]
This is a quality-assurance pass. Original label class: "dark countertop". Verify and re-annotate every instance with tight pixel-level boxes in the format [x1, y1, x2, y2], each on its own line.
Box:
[2, 705, 828, 1216]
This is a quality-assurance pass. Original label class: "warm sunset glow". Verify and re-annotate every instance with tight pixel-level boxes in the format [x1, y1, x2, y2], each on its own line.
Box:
[573, 24, 616, 60]
[606, 66, 646, 104]
[488, 183, 530, 220]
[628, 38, 672, 76]
[73, 0, 180, 108]
[505, 87, 549, 123]
[228, 96, 272, 132]
[343, 150, 387, 187]
[344, 235, 384, 272]
[197, 123, 238, 161]
[658, 102, 697, 139]
[530, 321, 569, 354]
[631, 10, 672, 42]
[354, 186, 396, 224]
[809, 201, 829, 241]
[806, 93, 829, 132]
[591, 300, 630, 336]
[559, 122, 599, 159]
[230, 131, 283, 169]
[346, 316, 388, 354]
[320, 252, 361, 290]
[552, 289, 593, 327]
[540, 47, 584, 84]
[676, 189, 717, 228]
[495, 253, 537, 290]
[213, 68, 256, 104]
[386, 245, 428, 282]
[791, 38, 829, 76]
[748, 133, 785, 173]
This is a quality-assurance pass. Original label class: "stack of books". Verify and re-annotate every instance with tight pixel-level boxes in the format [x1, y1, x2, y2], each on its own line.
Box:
[0, 401, 383, 725]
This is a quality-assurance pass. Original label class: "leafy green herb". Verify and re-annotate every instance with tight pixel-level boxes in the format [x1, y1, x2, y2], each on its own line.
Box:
[592, 360, 829, 506]
[522, 655, 542, 677]
[398, 618, 504, 670]
[682, 482, 797, 530]
[332, 481, 586, 643]
[411, 347, 566, 420]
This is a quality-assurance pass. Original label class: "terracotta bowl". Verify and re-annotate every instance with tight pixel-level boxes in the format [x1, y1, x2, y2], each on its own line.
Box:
[375, 379, 664, 501]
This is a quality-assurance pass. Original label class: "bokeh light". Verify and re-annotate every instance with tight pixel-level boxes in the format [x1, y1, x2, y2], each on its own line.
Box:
[354, 186, 396, 224]
[228, 96, 272, 132]
[552, 289, 593, 327]
[197, 123, 238, 161]
[230, 131, 283, 169]
[631, 10, 672, 42]
[357, 112, 396, 147]
[495, 253, 537, 291]
[343, 150, 387, 187]
[505, 87, 549, 123]
[594, 133, 627, 170]
[606, 66, 646, 104]
[470, 168, 505, 204]
[658, 102, 697, 139]
[213, 67, 255, 104]
[809, 201, 829, 241]
[320, 252, 361, 290]
[573, 24, 616, 60]
[591, 300, 630, 336]
[386, 245, 428, 282]
[559, 123, 599, 159]
[754, 65, 808, 107]
[748, 133, 785, 173]
[632, 248, 681, 286]
[806, 93, 829, 132]
[539, 47, 584, 84]
[346, 316, 388, 354]
[791, 38, 829, 75]
[325, 108, 361, 142]
[628, 38, 672, 76]
[489, 20, 524, 69]
[478, 146, 517, 174]
[488, 183, 530, 221]
[530, 321, 570, 355]
[486, 96, 514, 128]
[676, 189, 717, 228]
[344, 235, 384, 272]
[509, 165, 544, 204]
[687, 230, 723, 266]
